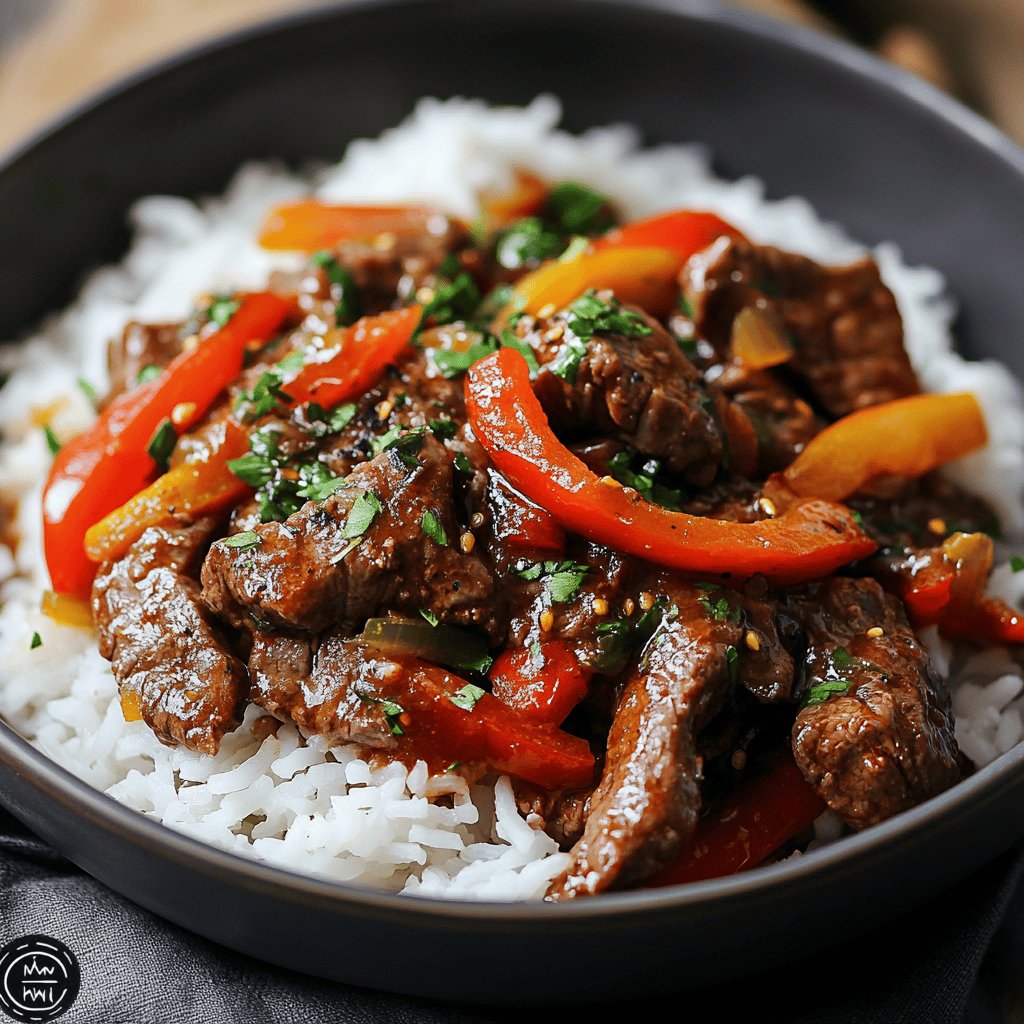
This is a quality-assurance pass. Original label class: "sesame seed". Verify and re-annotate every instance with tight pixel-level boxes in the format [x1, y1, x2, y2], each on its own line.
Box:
[758, 497, 777, 517]
[537, 303, 557, 319]
[544, 323, 565, 343]
[182, 335, 200, 352]
[375, 399, 394, 421]
[928, 517, 947, 535]
[470, 512, 485, 529]
[601, 475, 621, 488]
[374, 232, 397, 253]
[744, 630, 761, 651]
[416, 286, 436, 304]
[592, 597, 609, 616]
[639, 591, 655, 611]
[731, 749, 747, 771]
[623, 598, 636, 617]
[170, 402, 197, 428]
[540, 609, 555, 632]
[460, 531, 476, 554]
[867, 626, 884, 638]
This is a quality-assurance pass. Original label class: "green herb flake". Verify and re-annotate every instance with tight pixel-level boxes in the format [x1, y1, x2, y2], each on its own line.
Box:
[146, 418, 177, 473]
[43, 424, 61, 456]
[494, 217, 564, 270]
[677, 294, 695, 318]
[430, 336, 499, 379]
[421, 509, 449, 546]
[606, 447, 681, 511]
[420, 608, 440, 627]
[343, 491, 383, 540]
[208, 295, 240, 328]
[1011, 556, 1024, 573]
[500, 329, 540, 377]
[136, 364, 162, 385]
[223, 530, 261, 551]
[449, 683, 486, 712]
[77, 377, 99, 408]
[311, 250, 363, 327]
[803, 680, 852, 707]
[29, 631, 42, 650]
[528, 639, 545, 672]
[429, 417, 459, 441]
[544, 182, 615, 235]
[725, 644, 739, 685]
[421, 272, 482, 328]
[295, 473, 348, 502]
[515, 559, 589, 604]
[698, 593, 741, 623]
[453, 452, 473, 475]
[832, 646, 856, 669]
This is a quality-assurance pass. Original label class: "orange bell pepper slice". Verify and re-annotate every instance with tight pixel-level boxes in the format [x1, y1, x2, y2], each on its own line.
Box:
[465, 349, 876, 584]
[258, 201, 442, 251]
[42, 292, 292, 596]
[782, 392, 988, 503]
[479, 168, 548, 229]
[649, 751, 825, 887]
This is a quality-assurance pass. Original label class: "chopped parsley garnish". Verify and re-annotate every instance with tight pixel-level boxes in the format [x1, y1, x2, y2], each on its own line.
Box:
[421, 509, 449, 546]
[475, 283, 516, 322]
[311, 250, 362, 327]
[373, 426, 426, 468]
[303, 401, 357, 438]
[851, 510, 865, 528]
[449, 683, 486, 712]
[494, 217, 565, 270]
[343, 491, 383, 540]
[499, 329, 540, 376]
[42, 424, 61, 456]
[420, 608, 440, 627]
[675, 336, 699, 359]
[430, 336, 498, 379]
[30, 631, 42, 650]
[355, 689, 406, 736]
[606, 448, 682, 510]
[516, 559, 590, 604]
[678, 294, 695, 318]
[725, 645, 739, 685]
[1011, 556, 1024, 573]
[296, 475, 348, 501]
[77, 377, 99, 408]
[207, 295, 240, 328]
[543, 182, 615, 235]
[136, 364, 162, 385]
[548, 291, 651, 383]
[453, 452, 473, 475]
[529, 638, 545, 671]
[429, 417, 459, 441]
[698, 593, 742, 623]
[223, 530, 261, 550]
[832, 646, 856, 669]
[146, 418, 177, 472]
[546, 333, 588, 384]
[421, 271, 482, 328]
[803, 680, 851, 707]
[233, 368, 294, 422]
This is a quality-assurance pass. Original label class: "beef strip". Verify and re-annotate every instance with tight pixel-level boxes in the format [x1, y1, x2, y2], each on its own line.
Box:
[525, 308, 727, 487]
[248, 631, 397, 747]
[514, 785, 592, 849]
[107, 321, 184, 401]
[92, 518, 246, 755]
[788, 577, 961, 828]
[548, 579, 743, 899]
[684, 237, 917, 418]
[201, 431, 500, 639]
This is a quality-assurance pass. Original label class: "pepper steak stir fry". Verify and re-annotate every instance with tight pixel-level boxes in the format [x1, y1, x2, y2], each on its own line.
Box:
[41, 173, 1022, 898]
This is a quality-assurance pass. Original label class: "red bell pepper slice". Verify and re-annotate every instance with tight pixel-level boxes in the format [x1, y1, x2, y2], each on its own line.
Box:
[465, 349, 876, 584]
[489, 641, 592, 725]
[374, 659, 595, 790]
[258, 201, 442, 251]
[939, 598, 1024, 646]
[284, 305, 421, 409]
[42, 292, 292, 596]
[487, 472, 566, 553]
[649, 752, 826, 887]
[593, 209, 745, 259]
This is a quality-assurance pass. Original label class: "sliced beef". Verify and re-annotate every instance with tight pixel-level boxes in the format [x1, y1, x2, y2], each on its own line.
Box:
[527, 309, 726, 487]
[107, 321, 183, 401]
[201, 432, 500, 639]
[248, 631, 397, 747]
[92, 518, 246, 755]
[788, 577, 961, 828]
[548, 580, 743, 899]
[684, 237, 917, 418]
[514, 784, 592, 849]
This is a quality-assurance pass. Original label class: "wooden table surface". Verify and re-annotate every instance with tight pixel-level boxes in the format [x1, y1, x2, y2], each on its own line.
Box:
[0, 0, 1021, 156]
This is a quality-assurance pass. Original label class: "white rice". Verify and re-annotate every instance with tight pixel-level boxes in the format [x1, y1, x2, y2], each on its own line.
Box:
[1, 96, 1023, 899]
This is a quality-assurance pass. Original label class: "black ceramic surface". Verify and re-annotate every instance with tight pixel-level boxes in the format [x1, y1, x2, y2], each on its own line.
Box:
[2, 0, 1024, 1003]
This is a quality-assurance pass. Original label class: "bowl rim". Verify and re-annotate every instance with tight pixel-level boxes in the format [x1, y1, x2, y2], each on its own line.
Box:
[2, 0, 1024, 923]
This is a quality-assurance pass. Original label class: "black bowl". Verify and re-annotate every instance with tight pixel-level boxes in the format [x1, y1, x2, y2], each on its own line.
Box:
[2, 0, 1024, 1003]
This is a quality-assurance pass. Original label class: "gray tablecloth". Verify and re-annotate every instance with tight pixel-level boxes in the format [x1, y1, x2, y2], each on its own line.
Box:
[0, 806, 1021, 1024]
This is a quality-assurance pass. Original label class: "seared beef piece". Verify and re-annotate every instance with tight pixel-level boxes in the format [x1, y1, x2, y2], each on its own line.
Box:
[733, 585, 796, 703]
[202, 432, 500, 639]
[548, 580, 743, 899]
[708, 363, 825, 473]
[684, 237, 917, 418]
[329, 216, 469, 315]
[107, 321, 183, 401]
[248, 631, 397, 746]
[92, 518, 246, 755]
[788, 577, 961, 829]
[527, 309, 726, 487]
[515, 784, 592, 849]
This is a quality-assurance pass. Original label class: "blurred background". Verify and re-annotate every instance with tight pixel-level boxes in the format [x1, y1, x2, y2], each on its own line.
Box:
[0, 0, 1022, 154]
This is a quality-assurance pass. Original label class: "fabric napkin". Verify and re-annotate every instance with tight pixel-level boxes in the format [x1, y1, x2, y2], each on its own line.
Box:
[0, 805, 1020, 1024]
